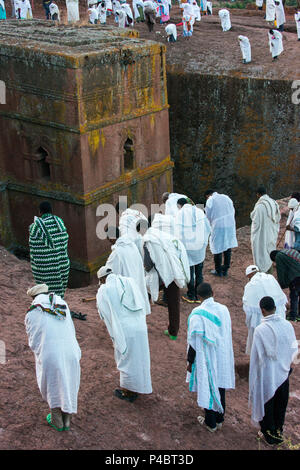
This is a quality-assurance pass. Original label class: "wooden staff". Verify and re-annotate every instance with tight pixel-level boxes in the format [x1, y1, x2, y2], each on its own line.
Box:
[277, 228, 287, 248]
[82, 297, 96, 302]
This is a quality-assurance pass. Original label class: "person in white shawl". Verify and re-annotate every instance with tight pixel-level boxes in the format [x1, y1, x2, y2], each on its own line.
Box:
[284, 198, 300, 249]
[295, 9, 300, 40]
[66, 0, 80, 22]
[165, 23, 177, 42]
[187, 283, 235, 432]
[238, 35, 251, 64]
[192, 0, 200, 21]
[242, 265, 287, 355]
[120, 0, 134, 26]
[176, 198, 211, 303]
[218, 9, 231, 32]
[204, 190, 238, 277]
[143, 215, 190, 339]
[25, 284, 81, 432]
[112, 0, 120, 21]
[19, 0, 32, 19]
[256, 0, 263, 10]
[88, 0, 99, 23]
[162, 191, 191, 218]
[133, 0, 144, 21]
[118, 207, 148, 257]
[116, 6, 126, 25]
[274, 0, 285, 31]
[249, 296, 298, 445]
[265, 0, 276, 22]
[250, 186, 281, 273]
[49, 1, 60, 20]
[97, 267, 152, 402]
[101, 226, 151, 315]
[268, 29, 283, 60]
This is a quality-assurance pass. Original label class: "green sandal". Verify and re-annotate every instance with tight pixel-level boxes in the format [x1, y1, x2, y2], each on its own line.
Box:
[46, 413, 64, 432]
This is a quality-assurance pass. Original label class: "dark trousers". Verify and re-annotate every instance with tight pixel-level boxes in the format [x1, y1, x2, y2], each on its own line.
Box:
[164, 281, 180, 337]
[289, 278, 300, 319]
[205, 388, 226, 428]
[259, 378, 289, 437]
[214, 248, 231, 275]
[187, 263, 203, 300]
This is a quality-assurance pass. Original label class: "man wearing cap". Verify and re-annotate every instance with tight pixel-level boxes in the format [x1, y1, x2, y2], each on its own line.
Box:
[25, 284, 81, 431]
[243, 265, 287, 354]
[270, 249, 300, 321]
[249, 296, 298, 446]
[96, 267, 152, 402]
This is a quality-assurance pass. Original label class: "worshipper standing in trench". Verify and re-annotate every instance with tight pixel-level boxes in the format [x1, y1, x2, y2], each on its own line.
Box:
[238, 35, 251, 64]
[98, 0, 107, 24]
[204, 189, 238, 277]
[242, 265, 287, 355]
[97, 267, 152, 402]
[218, 8, 231, 32]
[274, 0, 285, 31]
[101, 226, 151, 315]
[295, 8, 300, 40]
[49, 1, 60, 20]
[29, 201, 70, 299]
[143, 213, 190, 340]
[268, 29, 283, 61]
[249, 296, 298, 446]
[66, 0, 80, 22]
[88, 0, 99, 23]
[186, 283, 235, 433]
[176, 198, 211, 303]
[181, 2, 195, 38]
[112, 0, 121, 22]
[25, 284, 81, 431]
[143, 0, 157, 32]
[193, 0, 200, 21]
[0, 0, 6, 18]
[284, 198, 300, 249]
[266, 0, 276, 24]
[19, 0, 32, 18]
[250, 186, 280, 273]
[132, 0, 144, 22]
[286, 202, 300, 252]
[270, 248, 300, 322]
[120, 0, 134, 26]
[165, 23, 177, 42]
[256, 0, 263, 10]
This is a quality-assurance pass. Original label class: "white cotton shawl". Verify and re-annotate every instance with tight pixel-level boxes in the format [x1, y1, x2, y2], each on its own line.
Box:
[187, 306, 223, 413]
[151, 213, 175, 235]
[284, 208, 299, 249]
[25, 294, 81, 413]
[295, 12, 300, 38]
[268, 30, 283, 57]
[256, 0, 263, 6]
[238, 35, 251, 62]
[193, 2, 201, 21]
[105, 235, 151, 314]
[165, 23, 177, 40]
[133, 0, 144, 18]
[205, 192, 238, 255]
[218, 9, 231, 31]
[97, 274, 152, 394]
[175, 204, 211, 266]
[250, 195, 281, 272]
[165, 192, 187, 218]
[143, 227, 190, 301]
[275, 0, 285, 26]
[242, 272, 287, 355]
[49, 2, 60, 19]
[119, 208, 147, 257]
[249, 314, 297, 424]
[266, 0, 275, 21]
[66, 0, 79, 21]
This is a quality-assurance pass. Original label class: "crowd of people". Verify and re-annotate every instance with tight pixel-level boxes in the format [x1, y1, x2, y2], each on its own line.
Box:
[24, 188, 300, 447]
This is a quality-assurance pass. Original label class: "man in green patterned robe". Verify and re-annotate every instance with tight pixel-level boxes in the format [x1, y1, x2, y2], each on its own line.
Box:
[29, 202, 70, 298]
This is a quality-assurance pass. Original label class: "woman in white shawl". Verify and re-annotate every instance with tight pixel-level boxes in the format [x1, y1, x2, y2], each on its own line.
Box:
[66, 0, 80, 22]
[266, 0, 276, 22]
[49, 1, 60, 20]
[97, 269, 152, 402]
[193, 0, 200, 21]
[218, 8, 231, 32]
[249, 296, 298, 445]
[25, 284, 81, 432]
[132, 0, 144, 21]
[275, 0, 285, 31]
[269, 29, 283, 60]
[120, 0, 134, 26]
[238, 35, 251, 64]
[242, 265, 287, 355]
[295, 9, 300, 40]
[284, 198, 300, 249]
[165, 23, 177, 42]
[256, 0, 263, 10]
[19, 0, 32, 19]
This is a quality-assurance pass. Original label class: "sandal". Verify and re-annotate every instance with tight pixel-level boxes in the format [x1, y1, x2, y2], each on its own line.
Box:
[70, 311, 87, 321]
[46, 413, 64, 432]
[114, 389, 138, 403]
[197, 415, 217, 433]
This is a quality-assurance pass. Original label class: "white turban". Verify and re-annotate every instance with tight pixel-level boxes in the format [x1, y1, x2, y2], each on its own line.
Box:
[97, 266, 113, 279]
[288, 198, 299, 209]
[27, 284, 49, 297]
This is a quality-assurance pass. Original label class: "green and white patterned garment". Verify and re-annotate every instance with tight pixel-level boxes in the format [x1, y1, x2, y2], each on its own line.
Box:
[29, 213, 70, 298]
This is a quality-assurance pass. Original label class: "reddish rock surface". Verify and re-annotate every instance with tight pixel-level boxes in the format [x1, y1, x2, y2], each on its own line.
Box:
[0, 199, 300, 450]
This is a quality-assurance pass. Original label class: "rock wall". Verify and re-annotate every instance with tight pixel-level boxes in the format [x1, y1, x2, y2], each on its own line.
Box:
[167, 68, 300, 226]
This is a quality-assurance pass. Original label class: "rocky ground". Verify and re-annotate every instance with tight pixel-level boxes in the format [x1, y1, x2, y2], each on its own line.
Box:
[0, 199, 300, 450]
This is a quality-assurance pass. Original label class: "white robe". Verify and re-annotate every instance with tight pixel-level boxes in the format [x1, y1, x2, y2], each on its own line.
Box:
[121, 2, 134, 25]
[218, 9, 231, 31]
[266, 0, 275, 21]
[284, 206, 299, 249]
[19, 0, 32, 18]
[165, 192, 188, 218]
[256, 0, 263, 7]
[238, 35, 251, 62]
[104, 235, 151, 314]
[88, 5, 98, 23]
[133, 0, 144, 18]
[207, 1, 212, 14]
[119, 208, 147, 257]
[242, 272, 288, 355]
[49, 2, 60, 20]
[66, 0, 79, 21]
[98, 4, 107, 23]
[186, 305, 223, 413]
[249, 314, 297, 424]
[205, 192, 238, 255]
[175, 204, 211, 266]
[143, 226, 190, 301]
[269, 30, 283, 57]
[25, 294, 81, 413]
[97, 274, 152, 394]
[165, 23, 177, 41]
[193, 1, 200, 20]
[275, 0, 285, 27]
[250, 195, 281, 272]
[116, 7, 126, 26]
[295, 12, 300, 39]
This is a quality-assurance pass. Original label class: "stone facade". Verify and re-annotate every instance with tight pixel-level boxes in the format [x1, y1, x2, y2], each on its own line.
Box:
[0, 20, 173, 286]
